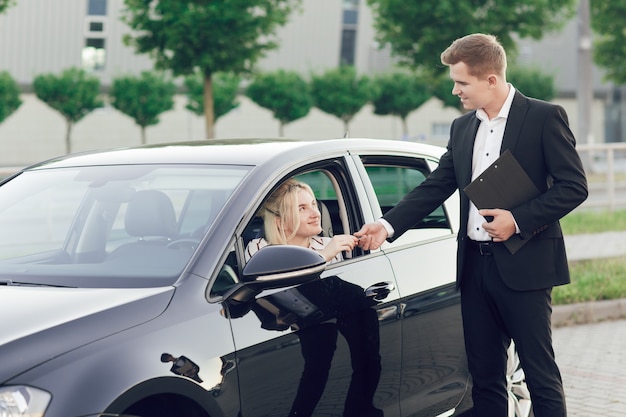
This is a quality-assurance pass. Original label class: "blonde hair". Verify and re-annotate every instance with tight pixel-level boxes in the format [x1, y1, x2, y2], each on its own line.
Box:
[440, 33, 507, 79]
[261, 178, 316, 245]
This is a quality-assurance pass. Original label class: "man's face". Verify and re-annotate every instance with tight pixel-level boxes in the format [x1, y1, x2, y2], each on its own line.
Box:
[449, 61, 493, 111]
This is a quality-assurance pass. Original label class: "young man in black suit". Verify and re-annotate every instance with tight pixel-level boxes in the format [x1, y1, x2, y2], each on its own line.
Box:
[355, 33, 588, 416]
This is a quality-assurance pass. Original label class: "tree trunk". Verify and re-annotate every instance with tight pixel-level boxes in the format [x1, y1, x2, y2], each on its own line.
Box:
[342, 117, 351, 138]
[65, 119, 73, 154]
[401, 116, 409, 138]
[203, 72, 215, 139]
[141, 126, 147, 145]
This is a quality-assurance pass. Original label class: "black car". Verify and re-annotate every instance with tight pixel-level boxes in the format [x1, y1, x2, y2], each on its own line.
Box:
[0, 139, 530, 417]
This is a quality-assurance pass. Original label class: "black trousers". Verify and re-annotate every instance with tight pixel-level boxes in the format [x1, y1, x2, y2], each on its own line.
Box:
[461, 242, 567, 417]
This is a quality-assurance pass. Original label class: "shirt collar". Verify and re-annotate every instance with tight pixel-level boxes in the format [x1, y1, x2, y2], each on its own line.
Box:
[476, 83, 516, 122]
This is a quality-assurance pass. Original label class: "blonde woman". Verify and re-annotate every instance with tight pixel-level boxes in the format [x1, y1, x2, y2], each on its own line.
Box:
[245, 178, 357, 263]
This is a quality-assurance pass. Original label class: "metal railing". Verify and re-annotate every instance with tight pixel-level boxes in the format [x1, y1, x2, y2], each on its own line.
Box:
[577, 142, 626, 212]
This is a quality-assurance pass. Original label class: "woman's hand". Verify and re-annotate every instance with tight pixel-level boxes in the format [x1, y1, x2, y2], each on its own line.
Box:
[320, 234, 358, 261]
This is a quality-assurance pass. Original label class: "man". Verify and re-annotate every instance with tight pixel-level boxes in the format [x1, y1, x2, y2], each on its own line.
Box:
[355, 33, 587, 417]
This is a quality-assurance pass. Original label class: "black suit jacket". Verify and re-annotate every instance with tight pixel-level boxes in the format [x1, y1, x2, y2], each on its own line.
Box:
[383, 91, 588, 291]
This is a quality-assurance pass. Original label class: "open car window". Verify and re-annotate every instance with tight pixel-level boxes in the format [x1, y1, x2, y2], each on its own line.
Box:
[361, 155, 453, 246]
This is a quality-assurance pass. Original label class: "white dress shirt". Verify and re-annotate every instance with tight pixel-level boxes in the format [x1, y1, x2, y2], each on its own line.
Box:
[467, 84, 517, 241]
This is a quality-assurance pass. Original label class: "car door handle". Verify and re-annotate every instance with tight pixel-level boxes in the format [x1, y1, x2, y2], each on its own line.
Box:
[365, 281, 395, 301]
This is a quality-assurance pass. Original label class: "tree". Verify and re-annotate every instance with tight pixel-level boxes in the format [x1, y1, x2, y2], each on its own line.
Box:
[507, 65, 556, 102]
[0, 71, 22, 124]
[310, 66, 374, 135]
[0, 0, 14, 14]
[185, 72, 241, 129]
[430, 74, 460, 111]
[245, 70, 312, 137]
[591, 2, 626, 84]
[33, 68, 103, 154]
[371, 71, 430, 137]
[367, 0, 577, 75]
[110, 71, 176, 145]
[121, 0, 301, 140]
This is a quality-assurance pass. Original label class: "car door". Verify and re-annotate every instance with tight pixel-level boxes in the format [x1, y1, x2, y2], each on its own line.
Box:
[220, 157, 403, 417]
[354, 153, 471, 417]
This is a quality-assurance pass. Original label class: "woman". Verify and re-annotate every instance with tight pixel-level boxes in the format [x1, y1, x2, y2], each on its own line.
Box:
[242, 179, 379, 417]
[245, 178, 357, 263]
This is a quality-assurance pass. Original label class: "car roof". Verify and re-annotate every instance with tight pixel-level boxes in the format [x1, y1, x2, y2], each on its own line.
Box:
[23, 138, 447, 170]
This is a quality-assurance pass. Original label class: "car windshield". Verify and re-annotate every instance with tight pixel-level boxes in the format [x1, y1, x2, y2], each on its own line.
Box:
[0, 164, 249, 288]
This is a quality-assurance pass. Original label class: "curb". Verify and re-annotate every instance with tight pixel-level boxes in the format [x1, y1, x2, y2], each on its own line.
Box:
[552, 297, 626, 327]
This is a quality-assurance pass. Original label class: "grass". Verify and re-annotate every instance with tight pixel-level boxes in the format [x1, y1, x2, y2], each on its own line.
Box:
[553, 256, 626, 305]
[560, 208, 626, 235]
[552, 208, 626, 305]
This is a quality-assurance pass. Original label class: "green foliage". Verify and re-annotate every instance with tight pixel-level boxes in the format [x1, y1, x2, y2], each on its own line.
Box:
[431, 74, 462, 111]
[371, 71, 430, 137]
[310, 66, 374, 134]
[561, 209, 626, 235]
[507, 65, 556, 102]
[556, 209, 626, 305]
[553, 256, 626, 305]
[245, 70, 312, 136]
[0, 71, 22, 123]
[591, 2, 626, 84]
[110, 71, 176, 144]
[367, 0, 577, 75]
[185, 72, 241, 121]
[121, 0, 301, 138]
[0, 0, 14, 14]
[33, 67, 103, 154]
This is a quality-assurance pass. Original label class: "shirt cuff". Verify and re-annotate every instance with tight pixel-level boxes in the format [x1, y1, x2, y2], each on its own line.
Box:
[513, 216, 521, 234]
[377, 218, 395, 238]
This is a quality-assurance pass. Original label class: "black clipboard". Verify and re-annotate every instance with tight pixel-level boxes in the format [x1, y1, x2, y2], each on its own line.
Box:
[463, 150, 540, 254]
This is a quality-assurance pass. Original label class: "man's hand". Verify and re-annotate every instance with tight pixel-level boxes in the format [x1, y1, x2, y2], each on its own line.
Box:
[354, 222, 389, 251]
[479, 209, 516, 242]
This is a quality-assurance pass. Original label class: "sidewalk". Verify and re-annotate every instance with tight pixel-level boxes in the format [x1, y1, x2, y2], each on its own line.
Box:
[552, 231, 626, 326]
[555, 232, 626, 416]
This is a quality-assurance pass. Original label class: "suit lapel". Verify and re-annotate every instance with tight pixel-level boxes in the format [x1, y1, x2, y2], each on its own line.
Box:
[458, 115, 480, 187]
[500, 91, 529, 154]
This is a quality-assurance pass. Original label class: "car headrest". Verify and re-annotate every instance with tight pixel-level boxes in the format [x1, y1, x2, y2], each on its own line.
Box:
[125, 190, 178, 239]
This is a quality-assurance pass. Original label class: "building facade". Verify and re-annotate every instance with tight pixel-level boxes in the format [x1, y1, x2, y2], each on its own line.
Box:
[0, 0, 615, 167]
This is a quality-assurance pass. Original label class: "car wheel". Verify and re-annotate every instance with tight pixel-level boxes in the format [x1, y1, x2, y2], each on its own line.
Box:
[507, 341, 533, 417]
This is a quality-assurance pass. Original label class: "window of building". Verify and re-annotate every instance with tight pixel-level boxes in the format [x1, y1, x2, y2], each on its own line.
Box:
[82, 38, 106, 71]
[340, 29, 357, 66]
[89, 21, 104, 32]
[339, 0, 359, 66]
[431, 122, 451, 140]
[87, 0, 107, 16]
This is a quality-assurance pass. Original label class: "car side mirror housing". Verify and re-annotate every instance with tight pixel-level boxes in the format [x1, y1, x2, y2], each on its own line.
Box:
[242, 244, 326, 286]
[224, 245, 326, 304]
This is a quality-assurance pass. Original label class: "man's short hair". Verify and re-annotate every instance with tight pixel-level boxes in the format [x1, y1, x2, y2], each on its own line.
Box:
[440, 33, 507, 79]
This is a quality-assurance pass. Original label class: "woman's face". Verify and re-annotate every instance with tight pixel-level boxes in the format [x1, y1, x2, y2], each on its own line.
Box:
[284, 188, 322, 239]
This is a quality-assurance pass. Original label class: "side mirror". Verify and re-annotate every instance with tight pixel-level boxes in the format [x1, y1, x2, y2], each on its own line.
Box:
[224, 245, 326, 304]
[242, 244, 326, 286]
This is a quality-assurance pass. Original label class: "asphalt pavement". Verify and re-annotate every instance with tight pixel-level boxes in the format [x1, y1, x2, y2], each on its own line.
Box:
[551, 231, 626, 417]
